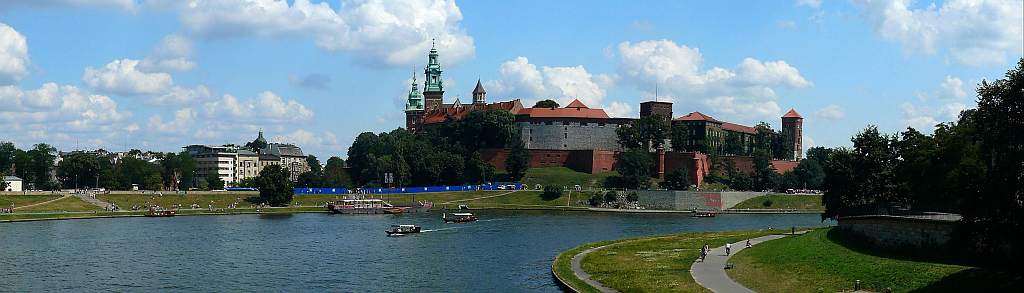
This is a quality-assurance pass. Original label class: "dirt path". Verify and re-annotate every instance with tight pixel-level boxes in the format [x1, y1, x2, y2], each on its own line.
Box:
[12, 195, 71, 210]
[441, 190, 519, 204]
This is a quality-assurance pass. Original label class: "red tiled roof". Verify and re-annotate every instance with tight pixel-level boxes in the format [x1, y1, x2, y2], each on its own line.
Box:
[721, 122, 757, 134]
[782, 108, 802, 119]
[565, 99, 589, 108]
[675, 111, 721, 122]
[517, 107, 609, 119]
[422, 99, 525, 125]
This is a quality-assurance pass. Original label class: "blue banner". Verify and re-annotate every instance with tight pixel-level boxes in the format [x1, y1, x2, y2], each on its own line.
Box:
[293, 183, 523, 195]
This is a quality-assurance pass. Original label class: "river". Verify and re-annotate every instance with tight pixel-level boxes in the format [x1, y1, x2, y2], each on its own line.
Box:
[0, 211, 829, 292]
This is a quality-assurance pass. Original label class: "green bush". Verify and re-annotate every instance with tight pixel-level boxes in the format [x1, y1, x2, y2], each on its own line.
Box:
[541, 185, 563, 200]
[588, 194, 603, 206]
[762, 198, 773, 207]
[626, 192, 639, 202]
[604, 191, 618, 203]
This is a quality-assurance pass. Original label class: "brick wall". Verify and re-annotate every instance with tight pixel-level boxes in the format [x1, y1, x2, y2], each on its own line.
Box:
[479, 148, 619, 174]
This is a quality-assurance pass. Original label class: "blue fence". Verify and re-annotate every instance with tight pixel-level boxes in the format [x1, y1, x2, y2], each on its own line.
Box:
[293, 183, 524, 195]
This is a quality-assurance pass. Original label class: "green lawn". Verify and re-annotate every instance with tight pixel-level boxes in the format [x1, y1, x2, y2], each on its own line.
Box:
[15, 196, 101, 212]
[521, 167, 617, 190]
[731, 194, 823, 210]
[554, 230, 779, 293]
[99, 192, 256, 209]
[439, 190, 592, 210]
[728, 228, 1020, 292]
[0, 194, 61, 208]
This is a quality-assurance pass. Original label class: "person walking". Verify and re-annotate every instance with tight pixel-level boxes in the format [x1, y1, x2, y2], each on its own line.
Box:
[746, 239, 752, 248]
[699, 245, 706, 262]
[725, 243, 732, 255]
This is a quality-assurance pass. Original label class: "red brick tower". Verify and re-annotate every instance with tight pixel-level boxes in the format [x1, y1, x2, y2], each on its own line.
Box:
[781, 109, 803, 160]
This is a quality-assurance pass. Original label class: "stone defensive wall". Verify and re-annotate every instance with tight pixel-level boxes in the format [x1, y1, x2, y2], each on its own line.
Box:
[837, 214, 961, 250]
[634, 190, 765, 211]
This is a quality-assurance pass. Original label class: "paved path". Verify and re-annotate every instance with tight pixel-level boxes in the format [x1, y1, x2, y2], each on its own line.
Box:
[570, 244, 619, 293]
[12, 194, 71, 210]
[691, 231, 807, 293]
[72, 192, 115, 209]
[441, 190, 519, 204]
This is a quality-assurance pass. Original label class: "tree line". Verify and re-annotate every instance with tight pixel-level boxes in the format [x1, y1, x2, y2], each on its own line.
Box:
[818, 59, 1023, 266]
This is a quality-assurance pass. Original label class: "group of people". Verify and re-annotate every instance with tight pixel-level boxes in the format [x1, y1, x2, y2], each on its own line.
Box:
[698, 239, 754, 262]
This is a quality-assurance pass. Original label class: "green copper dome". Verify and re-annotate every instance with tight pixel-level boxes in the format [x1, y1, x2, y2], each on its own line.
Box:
[405, 75, 424, 111]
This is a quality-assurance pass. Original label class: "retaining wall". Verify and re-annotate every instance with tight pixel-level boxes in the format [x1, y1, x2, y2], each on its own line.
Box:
[635, 191, 764, 211]
[837, 215, 959, 250]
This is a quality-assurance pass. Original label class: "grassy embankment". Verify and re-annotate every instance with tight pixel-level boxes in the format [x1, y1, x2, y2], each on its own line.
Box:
[520, 167, 618, 190]
[553, 230, 781, 292]
[0, 194, 61, 208]
[731, 193, 823, 210]
[728, 228, 1021, 292]
[13, 196, 101, 212]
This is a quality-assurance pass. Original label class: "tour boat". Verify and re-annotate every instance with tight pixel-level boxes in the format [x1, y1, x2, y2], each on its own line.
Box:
[145, 207, 176, 217]
[385, 224, 422, 236]
[327, 199, 433, 214]
[691, 211, 718, 218]
[442, 212, 478, 223]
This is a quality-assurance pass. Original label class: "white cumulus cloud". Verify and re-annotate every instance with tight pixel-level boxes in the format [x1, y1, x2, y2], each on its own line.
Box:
[854, 0, 1024, 66]
[615, 39, 812, 122]
[0, 22, 30, 85]
[815, 104, 845, 120]
[167, 0, 474, 66]
[83, 59, 173, 95]
[204, 91, 313, 123]
[485, 56, 612, 108]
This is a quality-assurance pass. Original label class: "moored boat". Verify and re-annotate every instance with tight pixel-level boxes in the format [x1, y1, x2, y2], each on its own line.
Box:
[385, 224, 422, 236]
[442, 212, 478, 223]
[326, 199, 432, 214]
[145, 207, 176, 217]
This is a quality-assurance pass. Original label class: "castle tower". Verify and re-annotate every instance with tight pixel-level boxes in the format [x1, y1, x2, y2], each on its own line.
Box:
[423, 40, 444, 110]
[781, 108, 803, 161]
[472, 79, 486, 105]
[405, 74, 425, 132]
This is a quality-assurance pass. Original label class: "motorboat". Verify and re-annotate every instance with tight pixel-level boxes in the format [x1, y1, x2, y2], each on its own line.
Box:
[442, 212, 478, 223]
[385, 224, 421, 236]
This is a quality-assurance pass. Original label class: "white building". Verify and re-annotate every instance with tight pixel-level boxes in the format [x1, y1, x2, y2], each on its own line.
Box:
[3, 176, 23, 192]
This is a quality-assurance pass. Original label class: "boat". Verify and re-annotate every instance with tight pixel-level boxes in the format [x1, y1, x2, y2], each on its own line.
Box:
[443, 212, 478, 223]
[145, 207, 176, 217]
[385, 224, 422, 236]
[327, 199, 433, 214]
[383, 207, 407, 214]
[691, 210, 718, 218]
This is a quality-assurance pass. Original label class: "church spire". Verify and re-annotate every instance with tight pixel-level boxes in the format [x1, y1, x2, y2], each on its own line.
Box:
[405, 71, 424, 111]
[423, 38, 444, 109]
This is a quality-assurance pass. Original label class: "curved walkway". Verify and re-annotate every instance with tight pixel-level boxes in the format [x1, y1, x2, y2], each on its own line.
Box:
[12, 195, 71, 210]
[570, 244, 619, 293]
[690, 231, 806, 293]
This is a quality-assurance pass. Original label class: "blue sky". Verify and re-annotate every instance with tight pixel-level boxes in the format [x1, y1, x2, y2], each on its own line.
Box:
[1, 0, 1021, 158]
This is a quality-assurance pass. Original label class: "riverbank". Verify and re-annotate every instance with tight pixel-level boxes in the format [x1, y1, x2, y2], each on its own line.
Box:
[2, 190, 822, 223]
[727, 228, 1022, 292]
[552, 229, 786, 292]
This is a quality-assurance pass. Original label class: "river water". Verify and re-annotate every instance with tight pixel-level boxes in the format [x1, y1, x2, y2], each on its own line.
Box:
[0, 211, 828, 292]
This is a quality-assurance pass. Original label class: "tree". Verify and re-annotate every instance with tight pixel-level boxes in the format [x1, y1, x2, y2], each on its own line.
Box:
[159, 151, 195, 191]
[618, 115, 669, 150]
[792, 158, 825, 190]
[752, 149, 779, 191]
[322, 156, 351, 188]
[206, 173, 224, 190]
[27, 143, 57, 190]
[660, 168, 691, 190]
[256, 165, 293, 206]
[295, 171, 323, 188]
[957, 58, 1023, 265]
[56, 152, 101, 189]
[533, 99, 559, 108]
[603, 190, 618, 203]
[464, 153, 495, 184]
[0, 142, 18, 175]
[505, 139, 529, 181]
[306, 155, 322, 174]
[617, 149, 653, 189]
